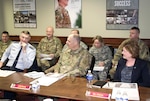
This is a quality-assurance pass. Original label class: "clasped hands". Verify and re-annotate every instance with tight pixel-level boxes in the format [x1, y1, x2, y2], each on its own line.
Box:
[98, 61, 105, 67]
[21, 42, 27, 53]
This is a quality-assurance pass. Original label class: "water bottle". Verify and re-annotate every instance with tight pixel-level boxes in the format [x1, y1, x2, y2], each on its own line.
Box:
[115, 90, 122, 101]
[86, 70, 93, 88]
[31, 81, 40, 92]
[122, 91, 128, 101]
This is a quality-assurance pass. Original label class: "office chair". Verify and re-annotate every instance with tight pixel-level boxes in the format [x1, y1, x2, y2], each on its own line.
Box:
[89, 55, 95, 73]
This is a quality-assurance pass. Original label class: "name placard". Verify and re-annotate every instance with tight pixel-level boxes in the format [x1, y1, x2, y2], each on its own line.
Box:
[85, 90, 111, 99]
[10, 83, 31, 90]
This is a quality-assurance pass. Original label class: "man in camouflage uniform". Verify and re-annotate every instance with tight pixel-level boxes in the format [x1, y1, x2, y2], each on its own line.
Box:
[62, 29, 88, 52]
[55, 0, 71, 28]
[45, 33, 92, 77]
[109, 27, 150, 79]
[36, 26, 62, 71]
[0, 31, 11, 59]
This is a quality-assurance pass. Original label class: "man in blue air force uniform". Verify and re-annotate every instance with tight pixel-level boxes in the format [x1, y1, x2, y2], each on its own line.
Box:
[0, 30, 36, 72]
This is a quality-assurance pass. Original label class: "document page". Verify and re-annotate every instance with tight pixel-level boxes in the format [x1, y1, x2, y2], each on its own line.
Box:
[30, 73, 66, 86]
[0, 70, 16, 77]
[110, 82, 139, 100]
[103, 82, 118, 89]
[40, 53, 52, 60]
[24, 71, 45, 79]
[93, 66, 104, 71]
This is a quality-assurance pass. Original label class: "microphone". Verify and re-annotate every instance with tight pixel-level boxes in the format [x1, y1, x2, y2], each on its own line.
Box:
[133, 67, 136, 69]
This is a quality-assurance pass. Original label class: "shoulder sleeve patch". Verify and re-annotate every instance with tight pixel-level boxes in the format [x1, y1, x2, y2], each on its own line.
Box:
[29, 46, 35, 50]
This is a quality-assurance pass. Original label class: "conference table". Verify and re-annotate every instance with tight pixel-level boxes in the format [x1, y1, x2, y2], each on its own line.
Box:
[0, 72, 150, 101]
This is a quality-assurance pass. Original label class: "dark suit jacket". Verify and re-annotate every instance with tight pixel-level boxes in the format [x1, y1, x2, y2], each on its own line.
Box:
[114, 58, 150, 87]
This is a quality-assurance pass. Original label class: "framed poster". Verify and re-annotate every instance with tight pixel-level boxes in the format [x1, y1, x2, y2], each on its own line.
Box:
[13, 0, 37, 28]
[55, 0, 82, 28]
[106, 0, 139, 30]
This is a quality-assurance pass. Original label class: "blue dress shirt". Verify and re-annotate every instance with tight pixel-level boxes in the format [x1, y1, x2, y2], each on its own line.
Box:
[1, 42, 36, 70]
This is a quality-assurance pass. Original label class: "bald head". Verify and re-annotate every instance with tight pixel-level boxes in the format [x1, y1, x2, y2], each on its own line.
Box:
[46, 26, 54, 39]
[71, 29, 80, 35]
[66, 34, 80, 50]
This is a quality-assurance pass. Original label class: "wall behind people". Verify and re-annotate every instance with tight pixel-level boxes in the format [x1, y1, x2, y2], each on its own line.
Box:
[0, 1, 4, 34]
[0, 0, 150, 39]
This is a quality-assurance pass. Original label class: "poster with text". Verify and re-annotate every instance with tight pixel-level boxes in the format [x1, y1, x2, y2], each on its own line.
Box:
[55, 0, 82, 28]
[106, 0, 139, 30]
[13, 0, 36, 28]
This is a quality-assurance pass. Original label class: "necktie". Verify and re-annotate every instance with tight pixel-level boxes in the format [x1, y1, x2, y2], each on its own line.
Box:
[12, 47, 22, 68]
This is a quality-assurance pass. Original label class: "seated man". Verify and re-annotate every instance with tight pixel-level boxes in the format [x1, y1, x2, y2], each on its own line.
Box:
[45, 33, 92, 77]
[0, 31, 12, 59]
[62, 29, 88, 51]
[0, 30, 36, 72]
[36, 26, 63, 71]
[0, 30, 36, 100]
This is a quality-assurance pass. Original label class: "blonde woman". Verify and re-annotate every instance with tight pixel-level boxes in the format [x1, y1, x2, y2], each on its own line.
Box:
[89, 35, 112, 81]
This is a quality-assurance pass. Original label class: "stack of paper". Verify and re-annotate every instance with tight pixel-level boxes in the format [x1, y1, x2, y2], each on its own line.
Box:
[104, 82, 140, 101]
[30, 73, 66, 86]
[24, 71, 45, 79]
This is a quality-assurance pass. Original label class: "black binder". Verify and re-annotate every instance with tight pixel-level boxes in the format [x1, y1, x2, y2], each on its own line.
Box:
[92, 81, 107, 88]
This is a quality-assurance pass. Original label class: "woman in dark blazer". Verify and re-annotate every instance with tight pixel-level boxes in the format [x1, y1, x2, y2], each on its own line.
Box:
[114, 39, 150, 87]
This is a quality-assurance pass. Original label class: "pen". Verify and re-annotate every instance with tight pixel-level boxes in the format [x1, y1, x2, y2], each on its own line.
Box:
[62, 77, 67, 81]
[15, 81, 21, 84]
[108, 82, 109, 87]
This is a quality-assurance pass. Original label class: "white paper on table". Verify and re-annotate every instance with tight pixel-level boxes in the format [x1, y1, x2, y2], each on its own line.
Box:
[103, 82, 138, 89]
[0, 70, 16, 77]
[46, 73, 65, 78]
[102, 82, 117, 89]
[24, 71, 45, 79]
[30, 73, 66, 86]
[30, 76, 58, 86]
[110, 82, 139, 101]
[93, 66, 104, 71]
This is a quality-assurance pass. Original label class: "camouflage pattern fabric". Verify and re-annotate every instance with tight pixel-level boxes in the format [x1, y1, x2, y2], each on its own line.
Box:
[0, 40, 11, 59]
[55, 6, 71, 28]
[45, 47, 92, 77]
[36, 36, 62, 71]
[109, 38, 150, 79]
[89, 45, 112, 80]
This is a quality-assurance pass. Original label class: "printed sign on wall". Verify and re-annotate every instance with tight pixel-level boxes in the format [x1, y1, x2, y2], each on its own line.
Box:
[106, 0, 139, 30]
[55, 0, 82, 28]
[13, 0, 37, 28]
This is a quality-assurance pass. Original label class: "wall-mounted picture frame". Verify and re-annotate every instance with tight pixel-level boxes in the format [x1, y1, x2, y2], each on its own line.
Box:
[106, 0, 139, 30]
[55, 0, 82, 28]
[13, 0, 37, 28]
